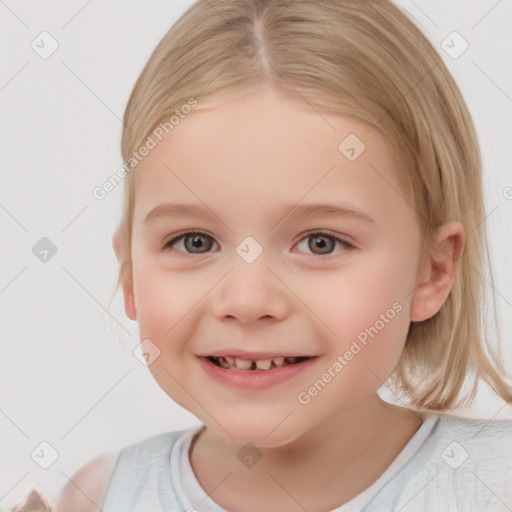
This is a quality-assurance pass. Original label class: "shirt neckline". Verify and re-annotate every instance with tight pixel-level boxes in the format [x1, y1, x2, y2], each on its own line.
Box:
[171, 414, 440, 512]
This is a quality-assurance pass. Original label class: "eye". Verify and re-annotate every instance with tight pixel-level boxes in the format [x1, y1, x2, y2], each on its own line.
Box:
[293, 231, 354, 257]
[162, 231, 218, 254]
[162, 230, 354, 257]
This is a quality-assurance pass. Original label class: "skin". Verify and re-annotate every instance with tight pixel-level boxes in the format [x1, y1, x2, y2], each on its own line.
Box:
[111, 86, 465, 511]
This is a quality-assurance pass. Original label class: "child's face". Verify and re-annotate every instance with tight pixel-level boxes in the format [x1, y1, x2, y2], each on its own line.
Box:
[125, 87, 428, 446]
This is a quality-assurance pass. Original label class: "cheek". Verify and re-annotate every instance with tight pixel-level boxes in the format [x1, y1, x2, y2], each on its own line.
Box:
[132, 262, 202, 342]
[296, 257, 411, 336]
[295, 273, 410, 413]
[292, 259, 412, 388]
[132, 263, 204, 408]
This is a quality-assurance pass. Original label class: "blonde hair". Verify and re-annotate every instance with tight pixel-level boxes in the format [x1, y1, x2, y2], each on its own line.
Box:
[113, 0, 511, 411]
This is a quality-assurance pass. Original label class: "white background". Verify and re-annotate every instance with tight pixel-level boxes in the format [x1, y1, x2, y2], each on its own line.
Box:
[1, 0, 511, 507]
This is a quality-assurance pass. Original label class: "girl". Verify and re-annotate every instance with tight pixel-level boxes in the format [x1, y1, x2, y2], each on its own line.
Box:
[58, 0, 512, 510]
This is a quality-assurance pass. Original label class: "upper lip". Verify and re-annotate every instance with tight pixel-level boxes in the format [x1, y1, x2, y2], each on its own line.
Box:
[197, 350, 317, 359]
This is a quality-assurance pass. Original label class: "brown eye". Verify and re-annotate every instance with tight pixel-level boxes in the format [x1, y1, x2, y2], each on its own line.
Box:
[295, 232, 353, 256]
[164, 232, 218, 254]
[308, 234, 335, 254]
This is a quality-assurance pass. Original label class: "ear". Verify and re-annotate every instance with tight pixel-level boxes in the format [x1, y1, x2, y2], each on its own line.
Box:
[410, 221, 465, 322]
[112, 227, 137, 321]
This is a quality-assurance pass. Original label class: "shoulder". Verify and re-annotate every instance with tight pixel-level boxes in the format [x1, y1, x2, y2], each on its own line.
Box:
[55, 431, 184, 511]
[56, 450, 119, 512]
[112, 429, 189, 467]
[422, 413, 512, 469]
[57, 429, 195, 511]
[435, 415, 512, 481]
[57, 429, 189, 511]
[433, 414, 512, 452]
[392, 414, 512, 510]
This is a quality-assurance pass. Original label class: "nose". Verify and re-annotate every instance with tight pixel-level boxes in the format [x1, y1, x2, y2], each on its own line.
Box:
[211, 258, 292, 325]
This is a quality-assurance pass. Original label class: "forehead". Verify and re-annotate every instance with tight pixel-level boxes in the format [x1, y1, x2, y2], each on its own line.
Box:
[132, 88, 412, 224]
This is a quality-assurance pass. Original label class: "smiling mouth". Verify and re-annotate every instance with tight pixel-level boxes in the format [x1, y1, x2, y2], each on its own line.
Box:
[206, 355, 313, 371]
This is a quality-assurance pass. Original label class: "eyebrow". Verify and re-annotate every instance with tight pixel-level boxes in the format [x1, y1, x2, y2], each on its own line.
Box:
[143, 201, 379, 227]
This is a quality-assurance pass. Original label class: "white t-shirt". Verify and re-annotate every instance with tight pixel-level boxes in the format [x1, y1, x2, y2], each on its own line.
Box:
[172, 415, 438, 511]
[101, 413, 512, 511]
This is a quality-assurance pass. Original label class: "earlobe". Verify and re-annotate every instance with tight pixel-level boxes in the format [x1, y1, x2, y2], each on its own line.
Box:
[122, 278, 137, 321]
[409, 222, 465, 322]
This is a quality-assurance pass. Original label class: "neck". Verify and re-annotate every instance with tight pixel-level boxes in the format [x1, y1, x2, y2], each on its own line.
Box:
[190, 395, 425, 511]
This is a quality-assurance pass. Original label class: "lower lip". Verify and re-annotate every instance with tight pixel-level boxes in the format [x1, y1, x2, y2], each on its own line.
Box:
[198, 356, 320, 390]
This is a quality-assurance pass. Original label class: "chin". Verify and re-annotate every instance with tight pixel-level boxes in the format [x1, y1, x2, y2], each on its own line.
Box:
[210, 416, 305, 449]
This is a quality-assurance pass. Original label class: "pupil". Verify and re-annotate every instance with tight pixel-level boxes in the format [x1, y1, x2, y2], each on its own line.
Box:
[186, 234, 211, 253]
[310, 235, 332, 254]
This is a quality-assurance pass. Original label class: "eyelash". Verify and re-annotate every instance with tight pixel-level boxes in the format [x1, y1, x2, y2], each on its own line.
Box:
[161, 230, 355, 258]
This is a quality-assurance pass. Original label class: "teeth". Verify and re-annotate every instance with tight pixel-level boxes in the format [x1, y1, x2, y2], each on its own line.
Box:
[211, 355, 307, 371]
[272, 356, 285, 367]
[255, 359, 272, 370]
[218, 358, 231, 369]
[234, 358, 253, 370]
